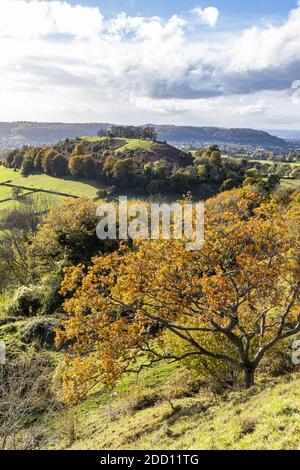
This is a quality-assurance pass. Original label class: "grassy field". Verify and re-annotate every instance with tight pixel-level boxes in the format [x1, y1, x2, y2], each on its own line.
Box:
[116, 139, 155, 152]
[220, 154, 300, 167]
[248, 159, 300, 167]
[0, 167, 99, 197]
[81, 136, 155, 153]
[80, 136, 107, 142]
[0, 166, 102, 210]
[45, 361, 300, 450]
[280, 178, 300, 189]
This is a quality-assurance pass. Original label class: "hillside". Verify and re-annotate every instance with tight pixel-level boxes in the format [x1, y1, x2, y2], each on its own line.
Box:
[79, 136, 193, 166]
[0, 166, 100, 211]
[153, 125, 286, 147]
[46, 366, 300, 450]
[0, 122, 287, 151]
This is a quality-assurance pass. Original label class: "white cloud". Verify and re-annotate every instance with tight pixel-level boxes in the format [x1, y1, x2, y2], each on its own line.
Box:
[0, 0, 103, 39]
[0, 1, 300, 128]
[192, 6, 220, 28]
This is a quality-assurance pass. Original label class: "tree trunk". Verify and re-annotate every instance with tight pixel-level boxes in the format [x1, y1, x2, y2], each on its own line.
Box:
[244, 368, 255, 389]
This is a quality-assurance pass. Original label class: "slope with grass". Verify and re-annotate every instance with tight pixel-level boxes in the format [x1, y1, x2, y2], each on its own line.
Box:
[80, 136, 193, 166]
[47, 364, 300, 451]
[0, 166, 102, 210]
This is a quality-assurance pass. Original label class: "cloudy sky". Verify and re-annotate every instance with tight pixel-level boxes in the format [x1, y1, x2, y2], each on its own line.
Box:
[1, 0, 300, 129]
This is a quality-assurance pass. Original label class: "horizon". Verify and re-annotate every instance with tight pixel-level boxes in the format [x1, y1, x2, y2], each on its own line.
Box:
[0, 120, 298, 138]
[1, 1, 300, 129]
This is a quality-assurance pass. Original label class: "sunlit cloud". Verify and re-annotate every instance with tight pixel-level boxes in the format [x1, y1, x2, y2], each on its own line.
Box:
[0, 0, 300, 128]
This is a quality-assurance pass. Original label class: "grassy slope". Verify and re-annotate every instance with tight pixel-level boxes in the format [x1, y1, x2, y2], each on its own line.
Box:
[280, 179, 300, 189]
[47, 359, 300, 450]
[81, 136, 156, 153]
[0, 166, 101, 210]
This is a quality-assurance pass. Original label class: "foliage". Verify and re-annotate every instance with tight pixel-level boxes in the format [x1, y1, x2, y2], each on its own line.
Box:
[0, 353, 56, 450]
[8, 286, 43, 317]
[57, 189, 300, 402]
[29, 199, 102, 267]
[20, 317, 61, 350]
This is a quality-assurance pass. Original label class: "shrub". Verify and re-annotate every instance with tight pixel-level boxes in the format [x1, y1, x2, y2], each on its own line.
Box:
[0, 352, 57, 449]
[20, 317, 61, 350]
[259, 339, 295, 378]
[8, 286, 43, 317]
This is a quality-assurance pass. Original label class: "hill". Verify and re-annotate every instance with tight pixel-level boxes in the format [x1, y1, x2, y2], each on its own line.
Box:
[153, 125, 286, 148]
[79, 136, 193, 166]
[0, 122, 287, 151]
[47, 366, 300, 450]
[0, 166, 100, 211]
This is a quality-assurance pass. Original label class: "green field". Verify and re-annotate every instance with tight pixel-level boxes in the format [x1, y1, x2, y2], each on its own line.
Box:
[0, 166, 102, 211]
[80, 136, 107, 142]
[116, 139, 155, 152]
[248, 159, 300, 167]
[280, 178, 300, 189]
[81, 136, 155, 153]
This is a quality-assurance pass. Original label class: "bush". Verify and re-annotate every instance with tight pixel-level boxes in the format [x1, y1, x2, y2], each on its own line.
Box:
[20, 317, 61, 350]
[259, 339, 295, 378]
[0, 352, 57, 449]
[8, 286, 43, 317]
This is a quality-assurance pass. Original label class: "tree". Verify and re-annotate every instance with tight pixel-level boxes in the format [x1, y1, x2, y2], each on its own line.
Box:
[171, 167, 197, 192]
[72, 143, 85, 156]
[68, 156, 83, 178]
[82, 155, 96, 179]
[57, 190, 300, 403]
[42, 149, 57, 175]
[112, 158, 137, 188]
[143, 126, 158, 141]
[196, 164, 208, 182]
[221, 178, 235, 191]
[210, 150, 222, 166]
[11, 187, 23, 200]
[30, 198, 117, 268]
[52, 154, 68, 177]
[268, 173, 281, 189]
[103, 156, 118, 184]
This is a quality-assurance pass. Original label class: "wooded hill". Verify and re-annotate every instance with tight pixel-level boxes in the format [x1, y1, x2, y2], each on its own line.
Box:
[0, 122, 287, 149]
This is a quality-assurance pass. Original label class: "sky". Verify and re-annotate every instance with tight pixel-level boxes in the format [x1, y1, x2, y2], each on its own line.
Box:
[1, 0, 300, 129]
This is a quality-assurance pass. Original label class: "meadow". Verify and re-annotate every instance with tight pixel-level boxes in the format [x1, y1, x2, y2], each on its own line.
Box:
[0, 166, 101, 210]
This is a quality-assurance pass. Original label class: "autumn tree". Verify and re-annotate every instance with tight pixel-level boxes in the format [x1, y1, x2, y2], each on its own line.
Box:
[30, 199, 100, 268]
[42, 149, 57, 175]
[68, 156, 83, 178]
[81, 155, 96, 179]
[52, 154, 68, 177]
[103, 156, 118, 184]
[112, 158, 137, 188]
[57, 189, 300, 403]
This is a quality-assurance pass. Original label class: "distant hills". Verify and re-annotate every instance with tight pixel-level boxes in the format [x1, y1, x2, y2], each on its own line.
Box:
[0, 121, 287, 149]
[153, 125, 286, 147]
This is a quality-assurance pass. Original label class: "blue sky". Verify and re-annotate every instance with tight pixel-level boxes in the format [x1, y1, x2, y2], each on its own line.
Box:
[1, 0, 300, 129]
[64, 1, 296, 19]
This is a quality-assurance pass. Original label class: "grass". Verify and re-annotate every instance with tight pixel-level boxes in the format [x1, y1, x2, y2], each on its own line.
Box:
[80, 136, 107, 142]
[248, 159, 300, 167]
[43, 355, 300, 451]
[116, 139, 155, 153]
[0, 185, 15, 201]
[280, 179, 300, 189]
[0, 167, 102, 211]
[0, 168, 99, 198]
[80, 136, 156, 153]
[220, 154, 300, 167]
